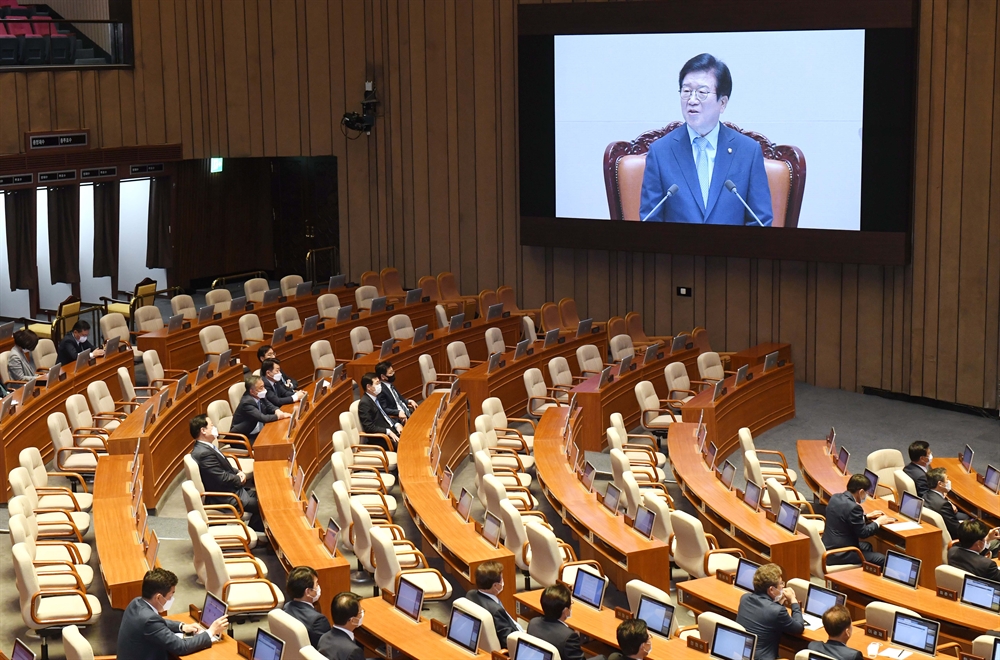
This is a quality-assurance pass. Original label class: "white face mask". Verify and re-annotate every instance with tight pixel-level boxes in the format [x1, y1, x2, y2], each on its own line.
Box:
[772, 589, 783, 603]
[256, 388, 267, 400]
[927, 453, 933, 463]
[211, 427, 219, 439]
[943, 480, 952, 492]
[373, 383, 382, 396]
[354, 610, 364, 626]
[162, 596, 175, 612]
[311, 586, 322, 603]
[270, 371, 282, 383]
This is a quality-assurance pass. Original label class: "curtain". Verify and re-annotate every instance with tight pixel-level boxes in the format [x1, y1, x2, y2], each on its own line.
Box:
[93, 180, 120, 277]
[4, 189, 38, 291]
[146, 176, 173, 268]
[46, 184, 81, 285]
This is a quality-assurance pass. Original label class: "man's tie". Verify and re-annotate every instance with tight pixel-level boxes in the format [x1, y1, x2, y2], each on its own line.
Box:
[373, 397, 394, 427]
[694, 136, 710, 209]
[390, 385, 407, 413]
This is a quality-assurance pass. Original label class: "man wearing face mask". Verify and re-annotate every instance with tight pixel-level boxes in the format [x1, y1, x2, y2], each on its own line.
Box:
[735, 563, 804, 660]
[357, 373, 400, 450]
[375, 361, 417, 422]
[923, 467, 970, 539]
[317, 592, 365, 660]
[807, 606, 863, 660]
[949, 520, 1000, 581]
[231, 375, 291, 444]
[189, 415, 264, 532]
[283, 566, 330, 647]
[257, 346, 299, 390]
[466, 561, 522, 645]
[261, 359, 306, 407]
[823, 474, 893, 568]
[118, 568, 228, 660]
[57, 320, 105, 366]
[902, 440, 933, 497]
[609, 619, 652, 660]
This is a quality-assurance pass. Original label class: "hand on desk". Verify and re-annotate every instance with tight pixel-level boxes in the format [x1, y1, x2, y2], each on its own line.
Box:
[92, 348, 106, 358]
[293, 391, 306, 402]
[875, 516, 896, 525]
[866, 510, 884, 519]
[276, 410, 292, 420]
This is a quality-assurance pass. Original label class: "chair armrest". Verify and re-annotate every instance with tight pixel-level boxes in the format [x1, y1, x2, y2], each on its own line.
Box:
[35, 487, 83, 511]
[91, 412, 128, 422]
[643, 408, 678, 423]
[521, 510, 548, 523]
[557, 559, 603, 583]
[639, 482, 674, 505]
[487, 447, 526, 472]
[704, 548, 745, 576]
[396, 569, 450, 599]
[674, 625, 698, 639]
[494, 431, 530, 453]
[221, 578, 281, 612]
[753, 449, 789, 467]
[821, 547, 865, 573]
[360, 431, 397, 451]
[622, 444, 657, 463]
[669, 389, 698, 399]
[349, 445, 390, 471]
[46, 472, 90, 493]
[218, 432, 253, 455]
[56, 447, 101, 472]
[787, 498, 816, 515]
[221, 556, 266, 578]
[30, 589, 93, 625]
[505, 416, 537, 431]
[874, 483, 897, 500]
[373, 523, 408, 540]
[935, 643, 962, 657]
[631, 465, 661, 483]
[528, 395, 563, 411]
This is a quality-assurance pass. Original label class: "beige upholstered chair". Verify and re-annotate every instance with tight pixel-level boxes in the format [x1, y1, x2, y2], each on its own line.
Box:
[475, 408, 533, 454]
[606, 426, 665, 481]
[609, 334, 635, 362]
[499, 502, 555, 589]
[100, 312, 140, 358]
[62, 625, 101, 660]
[934, 564, 967, 593]
[47, 412, 103, 475]
[866, 449, 903, 500]
[508, 632, 560, 660]
[66, 392, 122, 435]
[739, 427, 798, 485]
[201, 532, 283, 615]
[798, 516, 860, 578]
[18, 447, 92, 512]
[205, 288, 232, 314]
[744, 452, 807, 509]
[485, 327, 506, 356]
[447, 341, 482, 374]
[973, 636, 998, 659]
[663, 361, 709, 404]
[865, 602, 919, 634]
[370, 526, 452, 599]
[32, 338, 57, 370]
[635, 380, 677, 434]
[469, 431, 532, 476]
[181, 481, 258, 549]
[187, 511, 267, 585]
[12, 543, 101, 637]
[333, 431, 395, 488]
[609, 412, 665, 467]
[576, 344, 606, 376]
[625, 581, 677, 636]
[547, 356, 586, 397]
[10, 467, 91, 535]
[642, 496, 675, 551]
[526, 523, 603, 589]
[8, 495, 88, 545]
[280, 275, 304, 297]
[87, 381, 133, 422]
[473, 451, 532, 507]
[339, 410, 398, 470]
[330, 453, 397, 516]
[893, 469, 917, 498]
[697, 352, 730, 381]
[275, 307, 302, 332]
[329, 482, 356, 552]
[482, 473, 535, 519]
[267, 609, 311, 660]
[239, 314, 265, 345]
[669, 510, 742, 579]
[387, 314, 414, 340]
[171, 294, 197, 320]
[134, 305, 164, 333]
[350, 326, 373, 359]
[920, 508, 952, 561]
[522, 315, 538, 343]
[118, 367, 160, 408]
[764, 479, 820, 528]
[355, 285, 378, 310]
[200, 325, 244, 360]
[482, 396, 536, 447]
[310, 340, 336, 381]
[317, 294, 341, 320]
[524, 368, 563, 419]
[435, 304, 449, 329]
[142, 350, 184, 387]
[418, 354, 456, 399]
[348, 499, 413, 579]
[244, 278, 269, 303]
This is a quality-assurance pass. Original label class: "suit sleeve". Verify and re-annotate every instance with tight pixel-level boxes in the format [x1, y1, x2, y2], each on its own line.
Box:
[198, 452, 243, 491]
[239, 398, 278, 424]
[308, 614, 331, 648]
[358, 399, 388, 435]
[639, 146, 665, 222]
[7, 354, 32, 381]
[265, 382, 295, 407]
[848, 501, 880, 539]
[782, 603, 805, 635]
[563, 630, 587, 660]
[377, 390, 400, 417]
[57, 337, 78, 365]
[745, 147, 773, 227]
[145, 617, 212, 656]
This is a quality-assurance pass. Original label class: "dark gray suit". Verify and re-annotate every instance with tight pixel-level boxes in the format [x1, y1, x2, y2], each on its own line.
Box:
[466, 589, 518, 647]
[923, 489, 968, 539]
[283, 600, 331, 648]
[822, 491, 885, 567]
[948, 546, 1000, 582]
[526, 618, 604, 660]
[735, 591, 804, 660]
[316, 627, 364, 660]
[902, 463, 929, 497]
[378, 381, 413, 420]
[117, 597, 212, 660]
[190, 441, 262, 531]
[807, 640, 863, 660]
[231, 391, 280, 441]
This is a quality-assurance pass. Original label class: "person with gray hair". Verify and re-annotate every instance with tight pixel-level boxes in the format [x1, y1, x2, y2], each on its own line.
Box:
[231, 374, 291, 443]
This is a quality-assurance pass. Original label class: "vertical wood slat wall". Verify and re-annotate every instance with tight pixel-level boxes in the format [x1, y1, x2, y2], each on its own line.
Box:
[0, 0, 996, 409]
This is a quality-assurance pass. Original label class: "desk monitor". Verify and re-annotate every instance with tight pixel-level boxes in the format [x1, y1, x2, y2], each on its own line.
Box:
[514, 638, 554, 660]
[826, 427, 836, 455]
[45, 363, 61, 387]
[984, 464, 1000, 493]
[883, 550, 921, 589]
[456, 487, 473, 522]
[993, 638, 1000, 660]
[198, 305, 215, 324]
[734, 558, 760, 592]
[302, 315, 319, 335]
[74, 349, 92, 372]
[329, 274, 346, 290]
[514, 338, 530, 360]
[572, 568, 607, 610]
[804, 584, 847, 619]
[960, 574, 1000, 612]
[157, 388, 170, 415]
[597, 366, 613, 388]
[776, 501, 801, 534]
[142, 405, 155, 433]
[707, 442, 719, 471]
[863, 469, 880, 499]
[0, 393, 12, 423]
[670, 334, 688, 353]
[742, 480, 763, 512]
[145, 529, 160, 568]
[712, 379, 725, 402]
[487, 352, 503, 374]
[229, 296, 247, 313]
[602, 483, 622, 516]
[218, 348, 232, 367]
[568, 443, 580, 473]
[643, 343, 661, 366]
[710, 623, 757, 660]
[201, 591, 229, 629]
[195, 361, 209, 386]
[131, 438, 141, 474]
[487, 302, 504, 321]
[734, 365, 749, 387]
[636, 594, 675, 638]
[961, 444, 974, 473]
[405, 288, 423, 306]
[167, 313, 184, 333]
[324, 518, 340, 554]
[104, 336, 120, 354]
[331, 364, 344, 382]
[582, 461, 597, 492]
[898, 492, 924, 522]
[890, 612, 939, 655]
[262, 288, 280, 305]
[0, 320, 14, 340]
[412, 324, 428, 345]
[441, 465, 454, 497]
[446, 606, 483, 654]
[763, 351, 779, 373]
[174, 373, 188, 401]
[336, 305, 353, 323]
[448, 379, 461, 404]
[370, 296, 387, 314]
[697, 422, 708, 454]
[633, 505, 656, 540]
[252, 628, 284, 660]
[576, 318, 592, 338]
[271, 325, 287, 344]
[295, 281, 313, 298]
[305, 492, 319, 527]
[482, 511, 502, 548]
[543, 328, 560, 349]
[448, 313, 466, 332]
[379, 338, 395, 360]
[394, 576, 425, 622]
[835, 447, 850, 475]
[136, 499, 148, 541]
[618, 353, 632, 373]
[720, 460, 737, 491]
[293, 466, 305, 501]
[11, 639, 35, 660]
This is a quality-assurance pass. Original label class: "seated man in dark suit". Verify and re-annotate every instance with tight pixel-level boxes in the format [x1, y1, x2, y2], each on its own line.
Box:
[949, 520, 1000, 581]
[56, 320, 105, 365]
[283, 566, 330, 648]
[526, 583, 605, 660]
[189, 414, 263, 532]
[117, 568, 227, 660]
[231, 375, 291, 444]
[258, 345, 299, 389]
[822, 474, 894, 568]
[261, 359, 306, 407]
[924, 467, 970, 539]
[357, 373, 400, 450]
[608, 619, 651, 660]
[375, 361, 417, 423]
[735, 563, 804, 660]
[807, 605, 863, 660]
[465, 561, 521, 647]
[902, 440, 932, 497]
[317, 592, 365, 660]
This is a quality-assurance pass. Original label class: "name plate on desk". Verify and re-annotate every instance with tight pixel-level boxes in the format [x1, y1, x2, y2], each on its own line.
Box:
[865, 625, 887, 641]
[430, 618, 447, 637]
[687, 638, 709, 653]
[382, 590, 396, 605]
[614, 606, 632, 621]
[716, 569, 736, 585]
[764, 510, 777, 523]
[936, 587, 958, 601]
[862, 562, 882, 576]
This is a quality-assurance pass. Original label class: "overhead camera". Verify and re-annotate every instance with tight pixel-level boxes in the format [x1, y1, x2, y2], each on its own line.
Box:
[342, 82, 378, 134]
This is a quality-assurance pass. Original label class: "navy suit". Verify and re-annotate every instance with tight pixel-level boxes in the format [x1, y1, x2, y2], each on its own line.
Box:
[283, 600, 330, 648]
[948, 546, 1000, 582]
[526, 618, 604, 660]
[903, 462, 929, 497]
[378, 381, 413, 420]
[466, 589, 518, 647]
[57, 333, 96, 366]
[923, 489, 968, 539]
[263, 376, 297, 407]
[736, 591, 804, 660]
[316, 627, 364, 660]
[117, 597, 212, 660]
[639, 123, 773, 225]
[190, 441, 262, 531]
[822, 491, 885, 567]
[807, 640, 863, 660]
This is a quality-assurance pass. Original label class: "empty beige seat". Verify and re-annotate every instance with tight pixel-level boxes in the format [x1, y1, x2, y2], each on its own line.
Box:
[355, 285, 378, 310]
[524, 368, 563, 419]
[447, 341, 481, 374]
[388, 314, 414, 340]
[669, 510, 742, 578]
[66, 392, 121, 435]
[187, 511, 267, 585]
[134, 305, 164, 333]
[311, 340, 336, 380]
[609, 334, 634, 361]
[866, 449, 903, 499]
[47, 411, 104, 476]
[239, 314, 265, 344]
[205, 288, 233, 314]
[419, 354, 457, 399]
[371, 526, 452, 600]
[202, 532, 283, 615]
[635, 380, 677, 433]
[576, 344, 606, 376]
[276, 306, 302, 332]
[526, 523, 604, 589]
[350, 326, 373, 358]
[9, 494, 89, 545]
[244, 278, 269, 303]
[10, 467, 91, 535]
[663, 361, 706, 405]
[171, 294, 197, 320]
[13, 543, 101, 635]
[34, 338, 57, 369]
[485, 327, 506, 355]
[317, 294, 341, 319]
[143, 350, 184, 388]
[200, 325, 242, 360]
[548, 356, 585, 396]
[19, 446, 93, 511]
[280, 275, 304, 297]
[697, 352, 728, 381]
[739, 428, 798, 485]
[267, 609, 311, 660]
[100, 312, 140, 358]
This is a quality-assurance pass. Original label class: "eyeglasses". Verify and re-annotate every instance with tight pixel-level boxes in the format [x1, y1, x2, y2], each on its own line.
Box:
[679, 87, 717, 102]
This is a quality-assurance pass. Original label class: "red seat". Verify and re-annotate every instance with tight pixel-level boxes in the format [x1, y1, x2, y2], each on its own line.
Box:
[6, 17, 34, 36]
[32, 17, 53, 36]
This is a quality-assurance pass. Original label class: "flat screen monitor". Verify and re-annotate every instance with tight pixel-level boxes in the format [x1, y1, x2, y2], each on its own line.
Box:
[890, 612, 939, 655]
[486, 302, 504, 321]
[543, 328, 560, 348]
[105, 336, 120, 354]
[324, 518, 340, 554]
[482, 511, 502, 548]
[379, 338, 395, 360]
[293, 466, 305, 501]
[11, 640, 35, 660]
[305, 492, 319, 527]
[863, 469, 880, 498]
[131, 482, 143, 517]
[514, 339, 530, 360]
[697, 422, 708, 454]
[710, 623, 757, 660]
[448, 379, 461, 404]
[456, 487, 473, 522]
[898, 491, 924, 522]
[836, 447, 850, 475]
[670, 335, 688, 353]
[174, 373, 188, 401]
[985, 464, 1000, 494]
[0, 321, 14, 339]
[571, 568, 607, 609]
[742, 480, 762, 512]
[776, 501, 801, 534]
[633, 505, 655, 540]
[45, 364, 61, 387]
[720, 460, 736, 491]
[370, 296, 387, 314]
[826, 427, 836, 455]
[487, 352, 503, 374]
[252, 628, 284, 660]
[229, 296, 247, 313]
[218, 348, 232, 367]
[198, 305, 215, 324]
[961, 445, 974, 473]
[960, 574, 1000, 613]
[514, 638, 554, 660]
[448, 313, 466, 332]
[636, 594, 674, 638]
[763, 351, 779, 373]
[394, 576, 424, 622]
[618, 353, 632, 373]
[602, 483, 621, 516]
[804, 584, 847, 619]
[707, 442, 718, 471]
[74, 349, 92, 372]
[582, 461, 597, 492]
[328, 274, 346, 290]
[336, 305, 353, 323]
[446, 606, 483, 654]
[576, 318, 592, 338]
[441, 465, 454, 497]
[331, 364, 344, 382]
[734, 365, 748, 386]
[271, 325, 287, 344]
[157, 388, 169, 415]
[734, 558, 760, 592]
[167, 313, 184, 333]
[883, 550, 921, 589]
[201, 591, 228, 628]
[406, 288, 424, 306]
[412, 324, 428, 345]
[262, 288, 280, 305]
[0, 393, 12, 423]
[142, 405, 154, 433]
[643, 343, 660, 366]
[131, 439, 141, 474]
[597, 366, 612, 388]
[993, 638, 1000, 660]
[712, 379, 725, 402]
[302, 315, 319, 334]
[295, 281, 313, 297]
[195, 361, 209, 386]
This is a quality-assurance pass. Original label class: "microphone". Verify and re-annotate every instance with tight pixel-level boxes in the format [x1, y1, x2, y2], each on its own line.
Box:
[724, 180, 764, 227]
[640, 184, 679, 222]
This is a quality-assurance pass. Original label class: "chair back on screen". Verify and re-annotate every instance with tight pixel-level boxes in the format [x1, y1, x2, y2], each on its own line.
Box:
[934, 564, 967, 593]
[205, 288, 232, 313]
[244, 278, 268, 303]
[280, 274, 304, 297]
[317, 294, 341, 319]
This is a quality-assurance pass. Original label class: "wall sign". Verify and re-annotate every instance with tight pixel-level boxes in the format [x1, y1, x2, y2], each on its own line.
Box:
[0, 173, 34, 188]
[130, 163, 164, 175]
[81, 167, 118, 179]
[38, 170, 77, 183]
[24, 130, 90, 152]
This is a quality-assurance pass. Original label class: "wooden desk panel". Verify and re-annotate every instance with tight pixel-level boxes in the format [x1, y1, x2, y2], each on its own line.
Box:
[534, 407, 673, 592]
[397, 391, 517, 613]
[797, 440, 944, 588]
[0, 348, 133, 501]
[166, 615, 240, 659]
[459, 333, 609, 420]
[933, 457, 1000, 526]
[93, 454, 151, 609]
[668, 423, 810, 579]
[729, 342, 792, 371]
[346, 314, 522, 401]
[355, 596, 492, 659]
[681, 363, 796, 462]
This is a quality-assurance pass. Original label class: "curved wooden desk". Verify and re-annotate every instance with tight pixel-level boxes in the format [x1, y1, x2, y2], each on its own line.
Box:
[668, 422, 810, 579]
[397, 390, 517, 613]
[570, 346, 700, 453]
[346, 314, 521, 401]
[933, 457, 1000, 526]
[797, 440, 943, 588]
[106, 363, 243, 508]
[0, 347, 133, 501]
[459, 332, 609, 419]
[534, 406, 673, 592]
[680, 362, 796, 461]
[355, 595, 492, 659]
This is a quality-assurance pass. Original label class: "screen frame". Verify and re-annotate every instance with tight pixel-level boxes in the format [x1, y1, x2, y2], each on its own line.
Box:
[897, 491, 923, 522]
[883, 549, 921, 589]
[709, 622, 757, 660]
[446, 606, 483, 654]
[734, 557, 761, 592]
[252, 627, 284, 660]
[202, 591, 229, 628]
[394, 576, 425, 622]
[515, 638, 554, 660]
[775, 500, 801, 534]
[804, 584, 847, 618]
[889, 612, 939, 655]
[960, 574, 1000, 613]
[636, 594, 675, 638]
[571, 569, 607, 609]
[12, 640, 35, 660]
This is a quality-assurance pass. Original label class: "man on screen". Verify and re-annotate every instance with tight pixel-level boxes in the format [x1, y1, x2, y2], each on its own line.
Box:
[639, 53, 773, 226]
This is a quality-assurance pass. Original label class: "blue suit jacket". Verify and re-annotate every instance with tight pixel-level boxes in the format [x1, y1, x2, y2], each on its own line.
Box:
[639, 123, 773, 226]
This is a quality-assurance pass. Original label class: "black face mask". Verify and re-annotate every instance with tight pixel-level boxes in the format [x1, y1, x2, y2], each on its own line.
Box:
[385, 374, 395, 383]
